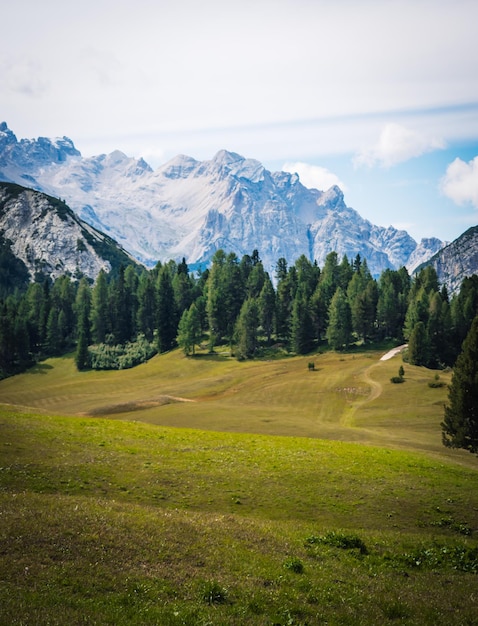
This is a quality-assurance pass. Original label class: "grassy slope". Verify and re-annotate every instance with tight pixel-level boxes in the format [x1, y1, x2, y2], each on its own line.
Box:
[0, 346, 473, 465]
[1, 348, 478, 624]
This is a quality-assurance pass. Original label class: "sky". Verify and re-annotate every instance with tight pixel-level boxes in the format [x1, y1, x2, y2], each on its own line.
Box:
[2, 0, 478, 244]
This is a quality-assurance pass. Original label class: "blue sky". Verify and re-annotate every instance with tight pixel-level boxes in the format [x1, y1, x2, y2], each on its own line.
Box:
[1, 0, 478, 244]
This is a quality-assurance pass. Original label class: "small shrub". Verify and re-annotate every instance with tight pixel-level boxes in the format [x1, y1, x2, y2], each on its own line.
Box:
[428, 374, 445, 388]
[306, 531, 368, 555]
[89, 334, 157, 370]
[283, 557, 304, 574]
[400, 543, 478, 572]
[390, 376, 405, 384]
[200, 580, 228, 605]
[430, 517, 472, 535]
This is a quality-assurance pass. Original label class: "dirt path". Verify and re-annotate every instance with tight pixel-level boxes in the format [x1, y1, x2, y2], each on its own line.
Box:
[340, 361, 382, 427]
[380, 344, 408, 361]
[341, 345, 406, 427]
[361, 362, 383, 402]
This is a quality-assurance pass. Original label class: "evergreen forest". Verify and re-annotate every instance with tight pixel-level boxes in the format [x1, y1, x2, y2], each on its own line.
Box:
[1, 248, 478, 380]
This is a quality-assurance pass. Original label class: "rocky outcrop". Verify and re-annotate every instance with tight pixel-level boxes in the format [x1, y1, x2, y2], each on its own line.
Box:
[0, 182, 138, 282]
[417, 226, 478, 293]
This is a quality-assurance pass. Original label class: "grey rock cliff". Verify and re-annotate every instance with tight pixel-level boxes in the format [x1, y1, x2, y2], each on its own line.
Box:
[417, 226, 478, 293]
[0, 183, 138, 282]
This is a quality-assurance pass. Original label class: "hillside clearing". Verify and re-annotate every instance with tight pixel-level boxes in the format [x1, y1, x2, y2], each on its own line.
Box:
[1, 348, 477, 624]
[0, 346, 470, 465]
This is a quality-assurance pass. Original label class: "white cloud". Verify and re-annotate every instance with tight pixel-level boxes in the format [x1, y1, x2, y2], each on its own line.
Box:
[440, 156, 478, 208]
[2, 58, 49, 97]
[354, 123, 445, 168]
[282, 162, 346, 192]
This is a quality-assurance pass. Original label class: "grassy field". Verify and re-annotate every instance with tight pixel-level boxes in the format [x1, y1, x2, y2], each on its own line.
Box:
[1, 347, 477, 624]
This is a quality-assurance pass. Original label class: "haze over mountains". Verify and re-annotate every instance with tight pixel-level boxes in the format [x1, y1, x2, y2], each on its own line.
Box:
[0, 122, 455, 280]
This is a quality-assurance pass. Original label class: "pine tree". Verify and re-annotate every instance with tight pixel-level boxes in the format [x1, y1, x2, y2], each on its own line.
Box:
[156, 264, 177, 353]
[0, 300, 15, 373]
[177, 303, 202, 355]
[377, 270, 401, 339]
[75, 328, 89, 371]
[275, 263, 297, 341]
[275, 259, 290, 340]
[326, 287, 352, 350]
[290, 289, 314, 354]
[75, 279, 91, 342]
[173, 259, 194, 316]
[75, 279, 91, 370]
[338, 255, 353, 290]
[46, 306, 60, 355]
[124, 265, 139, 338]
[258, 274, 275, 344]
[407, 320, 429, 366]
[246, 261, 266, 298]
[223, 252, 246, 344]
[207, 249, 228, 346]
[91, 269, 109, 344]
[25, 281, 49, 352]
[49, 276, 75, 348]
[234, 297, 259, 359]
[294, 254, 319, 300]
[442, 315, 478, 454]
[110, 266, 130, 344]
[136, 271, 156, 341]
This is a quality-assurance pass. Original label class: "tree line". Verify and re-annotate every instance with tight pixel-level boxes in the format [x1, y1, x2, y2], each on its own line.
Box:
[1, 249, 478, 379]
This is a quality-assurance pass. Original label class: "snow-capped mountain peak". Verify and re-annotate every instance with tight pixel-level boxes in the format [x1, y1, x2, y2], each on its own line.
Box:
[0, 124, 445, 276]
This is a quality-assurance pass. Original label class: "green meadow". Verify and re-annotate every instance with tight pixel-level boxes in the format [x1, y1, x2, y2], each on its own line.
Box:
[1, 347, 477, 624]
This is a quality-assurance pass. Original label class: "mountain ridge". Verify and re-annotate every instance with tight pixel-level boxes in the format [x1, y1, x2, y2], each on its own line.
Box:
[0, 123, 445, 278]
[416, 225, 478, 294]
[0, 182, 138, 282]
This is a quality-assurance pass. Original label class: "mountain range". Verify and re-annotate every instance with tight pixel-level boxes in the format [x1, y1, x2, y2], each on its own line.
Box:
[0, 122, 448, 281]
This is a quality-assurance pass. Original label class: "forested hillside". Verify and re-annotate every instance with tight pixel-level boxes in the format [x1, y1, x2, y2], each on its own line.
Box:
[1, 249, 478, 379]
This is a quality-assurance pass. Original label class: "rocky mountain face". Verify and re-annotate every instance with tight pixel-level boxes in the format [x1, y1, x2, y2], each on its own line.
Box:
[417, 226, 478, 294]
[0, 182, 137, 282]
[0, 122, 445, 278]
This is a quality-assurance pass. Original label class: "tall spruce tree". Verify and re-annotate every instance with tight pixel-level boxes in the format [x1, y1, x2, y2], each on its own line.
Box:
[290, 288, 314, 354]
[442, 315, 478, 454]
[258, 274, 275, 344]
[326, 287, 352, 350]
[206, 250, 245, 347]
[91, 269, 109, 344]
[407, 320, 429, 366]
[156, 264, 177, 353]
[75, 279, 91, 370]
[177, 303, 202, 355]
[275, 258, 291, 340]
[234, 297, 259, 359]
[136, 271, 156, 341]
[377, 270, 401, 339]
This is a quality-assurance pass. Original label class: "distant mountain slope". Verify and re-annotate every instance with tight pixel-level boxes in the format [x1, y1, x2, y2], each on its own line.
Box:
[0, 182, 139, 282]
[0, 122, 444, 277]
[417, 225, 478, 293]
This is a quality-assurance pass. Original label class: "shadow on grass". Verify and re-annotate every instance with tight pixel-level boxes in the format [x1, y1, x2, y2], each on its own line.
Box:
[187, 352, 231, 362]
[26, 362, 53, 374]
